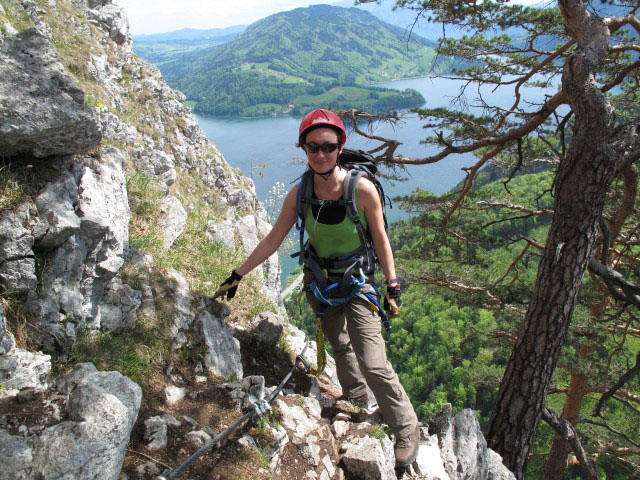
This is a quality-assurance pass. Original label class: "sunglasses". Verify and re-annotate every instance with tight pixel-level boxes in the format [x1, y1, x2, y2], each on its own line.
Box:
[304, 142, 340, 153]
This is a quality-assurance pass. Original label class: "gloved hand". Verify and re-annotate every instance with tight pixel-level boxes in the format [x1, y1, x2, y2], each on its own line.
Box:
[213, 270, 243, 300]
[384, 284, 402, 317]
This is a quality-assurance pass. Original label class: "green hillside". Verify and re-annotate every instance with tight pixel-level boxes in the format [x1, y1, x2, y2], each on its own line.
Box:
[157, 4, 444, 116]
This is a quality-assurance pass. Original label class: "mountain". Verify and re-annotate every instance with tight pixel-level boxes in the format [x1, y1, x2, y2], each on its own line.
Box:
[133, 25, 247, 42]
[158, 4, 447, 116]
[132, 26, 247, 65]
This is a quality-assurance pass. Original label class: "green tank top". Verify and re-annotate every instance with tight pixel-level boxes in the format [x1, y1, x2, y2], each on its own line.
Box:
[304, 186, 368, 263]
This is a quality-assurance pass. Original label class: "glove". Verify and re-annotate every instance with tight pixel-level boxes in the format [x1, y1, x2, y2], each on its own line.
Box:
[213, 270, 243, 300]
[384, 284, 402, 317]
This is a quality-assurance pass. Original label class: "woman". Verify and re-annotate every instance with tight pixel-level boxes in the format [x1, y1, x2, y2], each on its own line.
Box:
[214, 108, 419, 467]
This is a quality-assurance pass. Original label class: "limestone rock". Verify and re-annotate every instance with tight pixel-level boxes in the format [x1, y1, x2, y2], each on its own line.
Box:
[185, 429, 211, 448]
[205, 218, 235, 250]
[432, 406, 516, 480]
[199, 311, 242, 380]
[0, 305, 51, 398]
[160, 196, 187, 248]
[168, 269, 194, 349]
[414, 433, 451, 480]
[228, 375, 266, 410]
[0, 430, 33, 480]
[55, 362, 98, 395]
[164, 385, 187, 406]
[341, 435, 396, 480]
[249, 311, 284, 346]
[27, 150, 129, 354]
[86, 1, 130, 45]
[99, 275, 142, 331]
[33, 171, 81, 248]
[144, 414, 181, 450]
[0, 203, 37, 294]
[29, 368, 142, 480]
[0, 28, 101, 157]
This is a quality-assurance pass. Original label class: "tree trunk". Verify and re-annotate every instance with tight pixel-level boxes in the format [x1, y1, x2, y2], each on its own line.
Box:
[484, 1, 636, 478]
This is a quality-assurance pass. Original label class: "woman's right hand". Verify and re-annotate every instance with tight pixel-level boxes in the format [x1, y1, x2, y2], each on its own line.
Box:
[213, 270, 243, 300]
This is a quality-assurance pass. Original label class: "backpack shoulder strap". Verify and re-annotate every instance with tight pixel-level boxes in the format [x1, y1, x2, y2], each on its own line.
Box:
[294, 170, 314, 264]
[343, 169, 371, 251]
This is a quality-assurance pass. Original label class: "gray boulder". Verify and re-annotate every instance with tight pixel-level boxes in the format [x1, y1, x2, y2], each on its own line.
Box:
[54, 362, 98, 395]
[199, 311, 242, 380]
[160, 196, 187, 248]
[205, 218, 235, 250]
[0, 28, 101, 157]
[29, 368, 142, 480]
[0, 430, 33, 480]
[249, 311, 284, 346]
[341, 435, 396, 480]
[168, 269, 195, 349]
[144, 414, 181, 450]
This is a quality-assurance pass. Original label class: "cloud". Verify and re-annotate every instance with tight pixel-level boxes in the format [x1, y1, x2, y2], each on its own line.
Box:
[114, 0, 557, 35]
[114, 0, 336, 35]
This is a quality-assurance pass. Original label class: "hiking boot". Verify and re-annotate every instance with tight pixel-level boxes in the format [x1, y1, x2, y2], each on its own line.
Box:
[347, 392, 369, 409]
[395, 426, 419, 467]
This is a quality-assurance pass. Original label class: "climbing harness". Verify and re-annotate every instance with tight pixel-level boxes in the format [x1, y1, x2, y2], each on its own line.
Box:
[156, 337, 312, 480]
[300, 271, 391, 376]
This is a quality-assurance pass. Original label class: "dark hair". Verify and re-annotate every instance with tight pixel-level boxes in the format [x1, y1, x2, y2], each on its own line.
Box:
[296, 125, 342, 148]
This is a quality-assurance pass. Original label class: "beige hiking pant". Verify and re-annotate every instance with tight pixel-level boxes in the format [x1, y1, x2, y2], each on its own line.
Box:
[304, 271, 418, 437]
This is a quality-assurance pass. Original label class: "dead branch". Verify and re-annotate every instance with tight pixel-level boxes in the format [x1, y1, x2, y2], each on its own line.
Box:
[578, 418, 640, 449]
[541, 408, 598, 480]
[126, 449, 173, 470]
[409, 272, 501, 309]
[491, 241, 531, 288]
[442, 145, 505, 230]
[475, 200, 554, 217]
[587, 258, 640, 308]
[592, 350, 640, 417]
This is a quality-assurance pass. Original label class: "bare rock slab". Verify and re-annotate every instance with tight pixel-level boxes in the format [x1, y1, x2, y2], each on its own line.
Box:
[0, 28, 101, 157]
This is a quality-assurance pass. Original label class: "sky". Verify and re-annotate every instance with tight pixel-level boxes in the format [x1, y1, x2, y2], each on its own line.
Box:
[113, 0, 547, 36]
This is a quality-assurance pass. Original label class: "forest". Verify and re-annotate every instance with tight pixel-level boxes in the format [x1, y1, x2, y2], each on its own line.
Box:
[285, 0, 640, 478]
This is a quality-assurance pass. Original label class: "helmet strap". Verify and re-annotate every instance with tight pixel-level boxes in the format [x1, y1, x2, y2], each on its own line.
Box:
[312, 164, 336, 181]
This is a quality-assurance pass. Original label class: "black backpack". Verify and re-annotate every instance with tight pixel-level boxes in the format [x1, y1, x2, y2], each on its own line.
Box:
[293, 148, 391, 280]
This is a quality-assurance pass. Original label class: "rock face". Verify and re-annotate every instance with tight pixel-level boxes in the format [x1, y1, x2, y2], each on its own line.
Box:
[0, 363, 142, 480]
[0, 203, 38, 294]
[0, 28, 102, 157]
[26, 150, 130, 354]
[430, 405, 516, 480]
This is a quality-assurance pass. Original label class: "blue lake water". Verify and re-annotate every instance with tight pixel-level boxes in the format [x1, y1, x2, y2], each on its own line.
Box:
[194, 76, 555, 283]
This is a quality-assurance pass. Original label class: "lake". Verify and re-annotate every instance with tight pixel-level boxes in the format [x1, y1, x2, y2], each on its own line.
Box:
[194, 76, 554, 283]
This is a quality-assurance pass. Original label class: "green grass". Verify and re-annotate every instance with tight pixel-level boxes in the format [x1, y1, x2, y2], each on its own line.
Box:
[0, 0, 34, 32]
[367, 424, 388, 442]
[0, 163, 27, 213]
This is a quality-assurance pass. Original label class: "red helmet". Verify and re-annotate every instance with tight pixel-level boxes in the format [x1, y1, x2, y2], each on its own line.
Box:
[298, 108, 347, 145]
